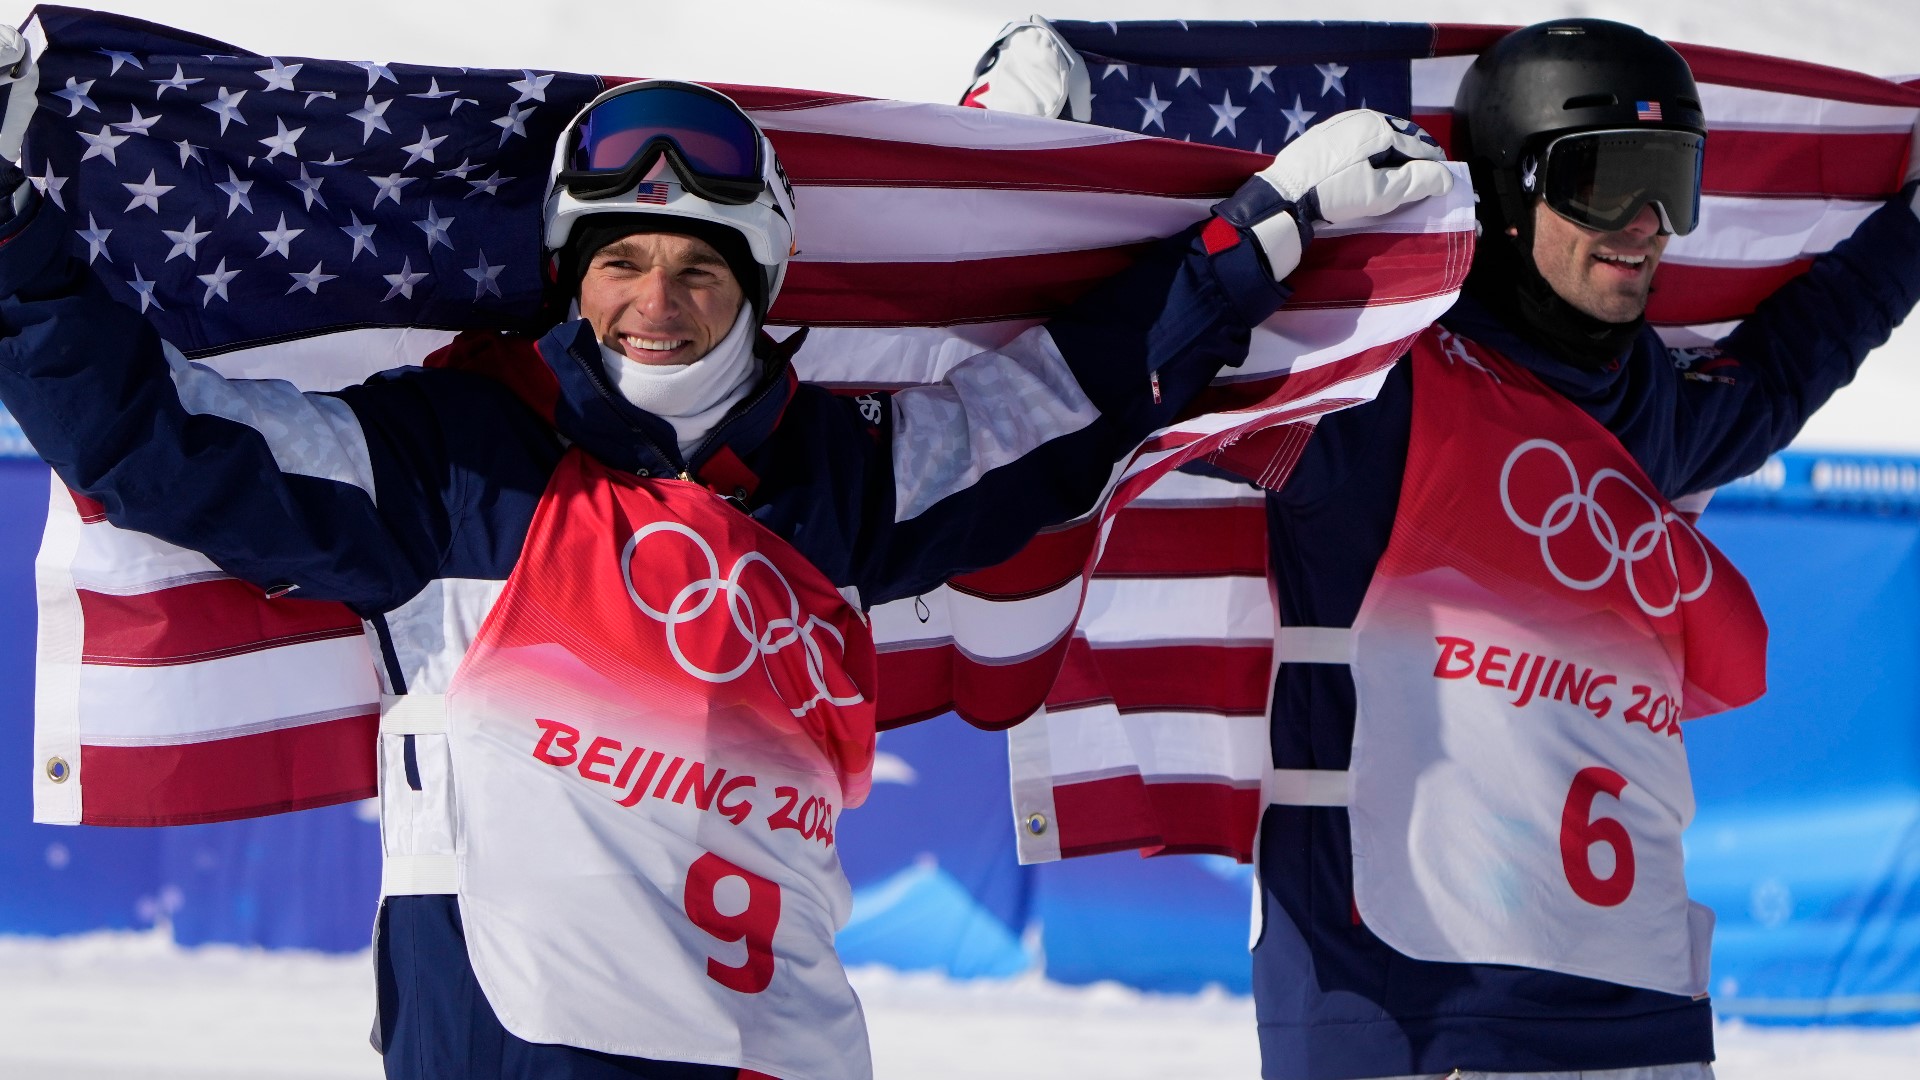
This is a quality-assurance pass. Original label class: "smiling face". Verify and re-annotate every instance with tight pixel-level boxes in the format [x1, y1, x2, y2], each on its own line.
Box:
[1529, 199, 1669, 324]
[577, 231, 745, 367]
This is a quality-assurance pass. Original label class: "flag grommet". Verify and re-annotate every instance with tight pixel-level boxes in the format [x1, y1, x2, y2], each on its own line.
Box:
[1024, 812, 1048, 836]
[44, 756, 70, 783]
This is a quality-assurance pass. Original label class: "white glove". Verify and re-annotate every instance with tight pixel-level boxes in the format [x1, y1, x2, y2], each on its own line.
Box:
[959, 18, 1089, 122]
[1217, 109, 1453, 282]
[0, 25, 37, 166]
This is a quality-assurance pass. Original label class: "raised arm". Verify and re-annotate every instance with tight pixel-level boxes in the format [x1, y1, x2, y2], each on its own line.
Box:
[0, 168, 554, 615]
[849, 111, 1454, 604]
[1673, 162, 1920, 494]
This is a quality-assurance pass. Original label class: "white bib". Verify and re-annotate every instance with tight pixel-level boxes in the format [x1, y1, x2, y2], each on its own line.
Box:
[447, 450, 878, 1079]
[1335, 328, 1765, 997]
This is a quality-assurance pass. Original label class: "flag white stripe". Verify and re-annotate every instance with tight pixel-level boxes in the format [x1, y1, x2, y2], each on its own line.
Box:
[1695, 85, 1917, 132]
[1080, 576, 1274, 645]
[1654, 321, 1743, 348]
[32, 474, 85, 825]
[70, 523, 225, 595]
[1670, 197, 1880, 264]
[195, 327, 460, 386]
[1127, 468, 1266, 506]
[756, 97, 1155, 151]
[1409, 55, 1475, 111]
[1316, 188, 1480, 236]
[83, 704, 380, 749]
[794, 287, 1469, 392]
[1037, 702, 1270, 780]
[1414, 52, 1918, 132]
[791, 171, 1472, 263]
[1228, 294, 1466, 384]
[77, 635, 380, 742]
[869, 576, 1085, 659]
[794, 187, 1211, 262]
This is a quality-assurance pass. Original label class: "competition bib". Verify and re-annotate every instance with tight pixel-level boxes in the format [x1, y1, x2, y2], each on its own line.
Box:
[1346, 327, 1765, 997]
[447, 450, 877, 1080]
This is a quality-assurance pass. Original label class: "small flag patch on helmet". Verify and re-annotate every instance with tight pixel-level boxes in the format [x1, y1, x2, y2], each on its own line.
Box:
[1636, 100, 1663, 121]
[633, 181, 670, 205]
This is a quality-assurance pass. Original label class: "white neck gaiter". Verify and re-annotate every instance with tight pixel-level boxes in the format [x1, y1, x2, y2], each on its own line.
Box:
[597, 304, 760, 459]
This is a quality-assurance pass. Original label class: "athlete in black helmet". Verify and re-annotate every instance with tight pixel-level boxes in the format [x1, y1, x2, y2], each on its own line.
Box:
[1454, 19, 1711, 367]
[968, 17, 1920, 1080]
[1245, 20, 1920, 1080]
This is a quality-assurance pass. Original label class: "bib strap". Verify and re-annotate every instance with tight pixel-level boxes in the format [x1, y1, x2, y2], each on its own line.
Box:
[378, 694, 457, 896]
[380, 693, 448, 734]
[1268, 768, 1350, 807]
[383, 853, 459, 895]
[1277, 626, 1352, 665]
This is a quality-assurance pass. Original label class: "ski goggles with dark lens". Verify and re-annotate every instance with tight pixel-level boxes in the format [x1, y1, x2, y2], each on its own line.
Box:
[556, 82, 766, 205]
[1530, 128, 1706, 236]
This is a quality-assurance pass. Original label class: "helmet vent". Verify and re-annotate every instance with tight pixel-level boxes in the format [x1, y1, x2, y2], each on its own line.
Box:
[1563, 93, 1619, 110]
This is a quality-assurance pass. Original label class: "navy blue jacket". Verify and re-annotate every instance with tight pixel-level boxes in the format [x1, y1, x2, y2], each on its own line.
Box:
[1254, 188, 1920, 1079]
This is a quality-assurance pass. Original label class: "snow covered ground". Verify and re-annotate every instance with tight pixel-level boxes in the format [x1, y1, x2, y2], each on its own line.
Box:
[1, 930, 1917, 1079]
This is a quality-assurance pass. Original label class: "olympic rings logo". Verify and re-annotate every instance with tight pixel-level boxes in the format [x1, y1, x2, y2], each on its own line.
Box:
[620, 522, 866, 718]
[1498, 439, 1711, 618]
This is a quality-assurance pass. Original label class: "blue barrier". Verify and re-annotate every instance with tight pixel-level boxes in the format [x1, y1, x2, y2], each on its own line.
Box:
[3, 451, 1918, 1023]
[0, 403, 29, 460]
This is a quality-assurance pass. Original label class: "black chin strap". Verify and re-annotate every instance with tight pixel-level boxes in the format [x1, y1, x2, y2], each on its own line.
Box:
[1465, 227, 1646, 372]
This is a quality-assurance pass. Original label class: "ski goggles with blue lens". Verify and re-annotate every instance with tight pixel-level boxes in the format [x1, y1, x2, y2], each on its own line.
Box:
[1527, 128, 1706, 236]
[556, 82, 766, 205]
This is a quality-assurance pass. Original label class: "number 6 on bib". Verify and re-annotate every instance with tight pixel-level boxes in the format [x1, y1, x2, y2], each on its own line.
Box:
[1560, 767, 1636, 907]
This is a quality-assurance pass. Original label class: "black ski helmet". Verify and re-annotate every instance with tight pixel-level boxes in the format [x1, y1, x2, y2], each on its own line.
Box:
[1454, 19, 1706, 245]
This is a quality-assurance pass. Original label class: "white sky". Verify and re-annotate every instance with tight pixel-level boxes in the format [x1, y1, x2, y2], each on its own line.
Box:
[5, 0, 1920, 448]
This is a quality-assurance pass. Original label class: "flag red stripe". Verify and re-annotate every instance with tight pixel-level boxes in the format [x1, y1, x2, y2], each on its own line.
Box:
[1416, 114, 1911, 199]
[770, 129, 1256, 198]
[875, 634, 1074, 731]
[69, 488, 107, 523]
[1648, 259, 1814, 327]
[1413, 112, 1458, 156]
[1096, 505, 1267, 576]
[600, 78, 871, 112]
[78, 713, 378, 827]
[949, 523, 1098, 598]
[1430, 24, 1513, 55]
[1285, 231, 1474, 309]
[1675, 44, 1920, 108]
[950, 504, 1266, 599]
[1703, 130, 1911, 199]
[1200, 419, 1316, 492]
[779, 231, 1466, 326]
[1053, 776, 1259, 861]
[1049, 641, 1274, 715]
[1430, 25, 1920, 108]
[78, 580, 363, 666]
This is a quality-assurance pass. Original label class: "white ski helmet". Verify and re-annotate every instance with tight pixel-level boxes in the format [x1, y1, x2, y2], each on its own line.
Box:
[543, 80, 797, 313]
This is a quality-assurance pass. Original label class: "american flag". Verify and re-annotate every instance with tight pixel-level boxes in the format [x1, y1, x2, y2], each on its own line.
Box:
[20, 7, 1474, 827]
[981, 21, 1920, 866]
[1637, 99, 1665, 121]
[22, 11, 1916, 854]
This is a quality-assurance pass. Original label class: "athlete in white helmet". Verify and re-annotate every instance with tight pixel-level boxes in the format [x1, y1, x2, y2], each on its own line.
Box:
[0, 42, 1455, 1079]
